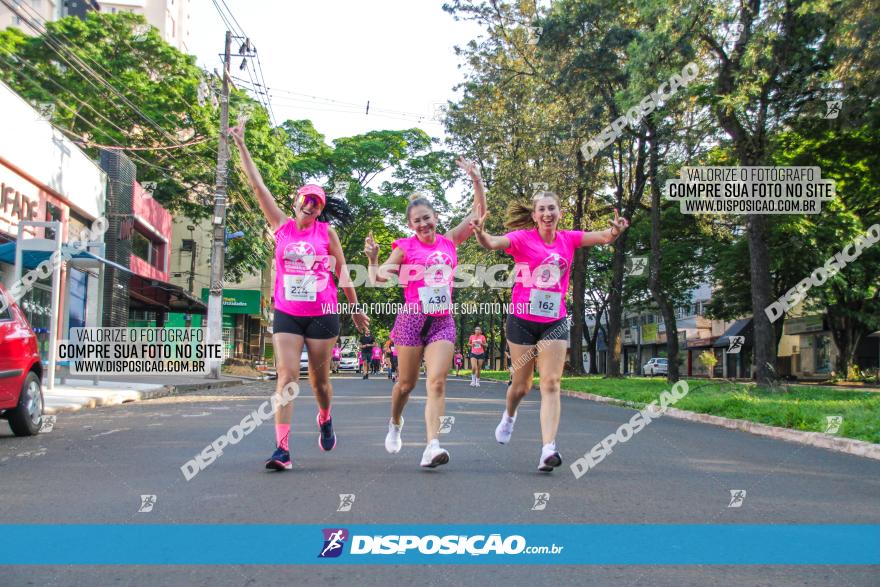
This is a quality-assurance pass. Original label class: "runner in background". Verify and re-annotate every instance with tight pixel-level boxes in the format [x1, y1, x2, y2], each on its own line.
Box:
[454, 349, 463, 376]
[390, 341, 399, 382]
[331, 342, 341, 374]
[470, 191, 628, 471]
[363, 156, 486, 468]
[468, 326, 487, 387]
[228, 120, 369, 472]
[359, 329, 375, 380]
[371, 344, 383, 374]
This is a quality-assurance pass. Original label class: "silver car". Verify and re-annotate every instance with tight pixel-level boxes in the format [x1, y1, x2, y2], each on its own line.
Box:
[643, 357, 668, 376]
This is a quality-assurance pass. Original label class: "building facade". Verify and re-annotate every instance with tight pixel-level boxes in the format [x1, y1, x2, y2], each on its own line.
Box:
[0, 79, 106, 362]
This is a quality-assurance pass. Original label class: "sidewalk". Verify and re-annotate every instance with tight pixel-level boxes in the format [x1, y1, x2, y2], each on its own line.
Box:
[42, 375, 244, 415]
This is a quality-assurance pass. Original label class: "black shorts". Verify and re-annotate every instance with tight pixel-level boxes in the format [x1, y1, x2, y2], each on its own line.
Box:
[390, 356, 398, 369]
[506, 314, 570, 346]
[470, 352, 486, 361]
[273, 310, 340, 339]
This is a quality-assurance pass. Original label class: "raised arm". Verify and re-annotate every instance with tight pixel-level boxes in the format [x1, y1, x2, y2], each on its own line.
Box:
[228, 122, 287, 231]
[579, 208, 630, 248]
[363, 232, 404, 284]
[446, 157, 488, 245]
[328, 227, 369, 333]
[469, 207, 511, 251]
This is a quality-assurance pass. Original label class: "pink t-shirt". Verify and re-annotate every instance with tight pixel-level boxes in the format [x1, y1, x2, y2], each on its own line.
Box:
[332, 347, 341, 360]
[505, 229, 585, 323]
[392, 234, 457, 316]
[273, 219, 337, 317]
[371, 346, 382, 360]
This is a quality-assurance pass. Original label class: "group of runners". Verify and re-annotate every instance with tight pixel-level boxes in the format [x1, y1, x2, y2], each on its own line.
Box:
[229, 120, 629, 472]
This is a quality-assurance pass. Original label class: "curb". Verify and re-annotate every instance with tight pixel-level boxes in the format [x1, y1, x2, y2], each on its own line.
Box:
[476, 377, 880, 461]
[559, 389, 880, 461]
[45, 379, 244, 414]
[141, 378, 244, 400]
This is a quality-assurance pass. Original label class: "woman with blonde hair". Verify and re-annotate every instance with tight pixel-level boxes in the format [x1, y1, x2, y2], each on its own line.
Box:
[363, 157, 486, 468]
[471, 191, 628, 471]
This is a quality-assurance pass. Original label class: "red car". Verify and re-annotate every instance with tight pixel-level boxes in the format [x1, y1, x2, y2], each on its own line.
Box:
[0, 285, 44, 436]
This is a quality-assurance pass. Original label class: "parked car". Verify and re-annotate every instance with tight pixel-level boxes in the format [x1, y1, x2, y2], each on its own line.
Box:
[339, 350, 359, 372]
[643, 357, 668, 376]
[300, 349, 309, 371]
[0, 285, 44, 436]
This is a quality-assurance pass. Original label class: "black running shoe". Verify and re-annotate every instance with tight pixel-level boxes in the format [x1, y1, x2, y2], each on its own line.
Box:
[317, 414, 337, 451]
[266, 446, 292, 471]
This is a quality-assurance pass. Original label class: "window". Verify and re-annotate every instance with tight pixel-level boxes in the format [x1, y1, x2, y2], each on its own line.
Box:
[181, 239, 194, 252]
[131, 231, 151, 262]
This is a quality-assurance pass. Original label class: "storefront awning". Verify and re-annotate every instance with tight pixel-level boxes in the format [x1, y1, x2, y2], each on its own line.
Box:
[130, 274, 207, 314]
[0, 241, 129, 272]
[713, 318, 753, 348]
[0, 241, 206, 314]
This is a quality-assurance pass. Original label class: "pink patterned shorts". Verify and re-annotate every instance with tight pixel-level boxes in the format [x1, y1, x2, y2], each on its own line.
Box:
[391, 313, 456, 347]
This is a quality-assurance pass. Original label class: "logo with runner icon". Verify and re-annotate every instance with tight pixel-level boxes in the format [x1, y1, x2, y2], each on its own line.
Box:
[283, 241, 317, 271]
[424, 251, 455, 285]
[318, 528, 349, 558]
[533, 253, 567, 288]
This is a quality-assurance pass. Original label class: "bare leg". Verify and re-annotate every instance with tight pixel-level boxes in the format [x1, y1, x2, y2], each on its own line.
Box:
[423, 340, 454, 443]
[535, 340, 567, 444]
[391, 345, 424, 425]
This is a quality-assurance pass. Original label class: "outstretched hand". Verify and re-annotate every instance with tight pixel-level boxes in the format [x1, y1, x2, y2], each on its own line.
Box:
[228, 121, 245, 144]
[469, 204, 489, 236]
[455, 156, 481, 181]
[609, 208, 629, 237]
[352, 311, 370, 333]
[363, 231, 379, 262]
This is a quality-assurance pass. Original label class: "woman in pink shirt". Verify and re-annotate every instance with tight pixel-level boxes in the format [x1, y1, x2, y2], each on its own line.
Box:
[363, 157, 486, 468]
[229, 121, 369, 472]
[471, 191, 628, 471]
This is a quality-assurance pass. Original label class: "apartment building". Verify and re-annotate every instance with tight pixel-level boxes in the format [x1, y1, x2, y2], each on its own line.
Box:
[2, 0, 190, 53]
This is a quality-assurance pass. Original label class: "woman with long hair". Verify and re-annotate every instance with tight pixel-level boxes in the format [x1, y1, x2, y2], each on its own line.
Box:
[229, 121, 369, 471]
[470, 191, 628, 471]
[363, 157, 486, 468]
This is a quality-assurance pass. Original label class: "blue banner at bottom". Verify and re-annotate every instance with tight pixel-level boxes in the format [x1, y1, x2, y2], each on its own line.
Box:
[1, 525, 878, 565]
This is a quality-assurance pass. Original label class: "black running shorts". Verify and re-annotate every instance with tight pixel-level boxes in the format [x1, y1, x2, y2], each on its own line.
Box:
[273, 310, 340, 339]
[506, 314, 570, 346]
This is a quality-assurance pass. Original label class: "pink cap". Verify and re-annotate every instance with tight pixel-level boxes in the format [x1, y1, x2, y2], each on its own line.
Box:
[296, 184, 326, 207]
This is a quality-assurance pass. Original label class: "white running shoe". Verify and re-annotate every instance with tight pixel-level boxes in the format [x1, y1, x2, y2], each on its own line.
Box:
[538, 442, 562, 472]
[495, 411, 516, 444]
[385, 418, 403, 454]
[420, 440, 449, 468]
[475, 379, 480, 387]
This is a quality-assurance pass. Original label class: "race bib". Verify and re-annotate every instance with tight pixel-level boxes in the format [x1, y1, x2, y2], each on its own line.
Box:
[284, 274, 317, 302]
[419, 284, 452, 313]
[529, 289, 562, 318]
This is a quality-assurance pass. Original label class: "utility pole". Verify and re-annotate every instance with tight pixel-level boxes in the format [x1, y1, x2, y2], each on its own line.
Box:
[184, 224, 196, 329]
[206, 30, 232, 379]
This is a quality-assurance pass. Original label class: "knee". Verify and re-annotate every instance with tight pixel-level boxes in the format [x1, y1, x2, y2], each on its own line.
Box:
[426, 378, 446, 396]
[396, 380, 416, 395]
[541, 375, 562, 393]
[313, 380, 331, 397]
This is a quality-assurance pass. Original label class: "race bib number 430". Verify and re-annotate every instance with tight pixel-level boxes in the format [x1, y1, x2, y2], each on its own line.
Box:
[419, 285, 452, 313]
[284, 274, 317, 302]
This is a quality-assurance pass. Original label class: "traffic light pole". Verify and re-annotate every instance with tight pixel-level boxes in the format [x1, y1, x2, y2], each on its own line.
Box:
[205, 30, 232, 379]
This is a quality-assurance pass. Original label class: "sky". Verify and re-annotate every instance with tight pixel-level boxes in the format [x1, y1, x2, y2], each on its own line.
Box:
[188, 0, 485, 144]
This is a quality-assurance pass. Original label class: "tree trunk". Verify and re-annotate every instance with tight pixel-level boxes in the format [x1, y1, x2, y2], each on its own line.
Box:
[747, 214, 776, 384]
[568, 147, 591, 375]
[645, 120, 680, 383]
[828, 310, 864, 378]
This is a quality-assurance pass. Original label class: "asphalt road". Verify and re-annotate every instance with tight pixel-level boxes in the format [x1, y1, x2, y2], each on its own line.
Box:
[1, 376, 878, 586]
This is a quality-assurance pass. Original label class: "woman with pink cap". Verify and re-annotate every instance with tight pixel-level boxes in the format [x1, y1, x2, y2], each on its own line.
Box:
[470, 192, 628, 471]
[229, 121, 369, 472]
[363, 157, 485, 468]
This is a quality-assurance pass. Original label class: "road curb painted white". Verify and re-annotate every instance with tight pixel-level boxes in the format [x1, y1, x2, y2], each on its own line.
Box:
[559, 389, 880, 461]
[43, 379, 243, 414]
